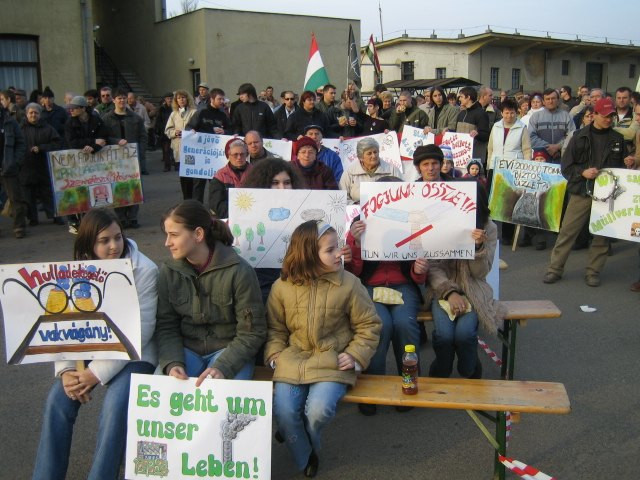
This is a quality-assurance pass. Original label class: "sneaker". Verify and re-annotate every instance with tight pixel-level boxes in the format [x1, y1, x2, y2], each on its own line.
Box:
[357, 403, 377, 416]
[68, 224, 79, 235]
[499, 259, 508, 270]
[14, 229, 26, 239]
[631, 282, 640, 292]
[585, 274, 600, 287]
[543, 272, 561, 284]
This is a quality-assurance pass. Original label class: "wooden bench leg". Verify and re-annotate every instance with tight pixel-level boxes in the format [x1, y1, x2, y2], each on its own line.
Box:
[499, 319, 519, 380]
[493, 411, 507, 480]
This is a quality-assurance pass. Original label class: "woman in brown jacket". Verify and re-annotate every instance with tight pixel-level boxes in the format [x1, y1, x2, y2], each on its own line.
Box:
[265, 220, 381, 477]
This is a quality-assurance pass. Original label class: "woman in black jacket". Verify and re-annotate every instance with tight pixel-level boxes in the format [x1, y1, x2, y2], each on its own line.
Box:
[284, 91, 332, 140]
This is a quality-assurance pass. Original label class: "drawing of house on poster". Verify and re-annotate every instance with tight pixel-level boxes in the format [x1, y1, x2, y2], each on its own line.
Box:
[228, 189, 347, 268]
[359, 182, 477, 260]
[0, 259, 141, 364]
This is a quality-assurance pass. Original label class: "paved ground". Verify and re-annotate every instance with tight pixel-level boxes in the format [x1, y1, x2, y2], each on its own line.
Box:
[0, 150, 638, 479]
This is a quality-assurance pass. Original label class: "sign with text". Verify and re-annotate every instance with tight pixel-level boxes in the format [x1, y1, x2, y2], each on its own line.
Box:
[322, 132, 402, 174]
[440, 132, 474, 169]
[589, 168, 640, 243]
[489, 159, 567, 232]
[359, 181, 477, 260]
[48, 144, 143, 216]
[399, 125, 434, 160]
[228, 189, 347, 268]
[0, 259, 141, 364]
[126, 374, 272, 480]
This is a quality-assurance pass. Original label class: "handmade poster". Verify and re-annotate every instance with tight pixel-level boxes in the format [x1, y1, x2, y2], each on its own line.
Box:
[125, 374, 272, 480]
[359, 181, 477, 260]
[180, 131, 234, 179]
[344, 204, 361, 239]
[440, 132, 474, 169]
[489, 159, 567, 232]
[262, 138, 292, 161]
[0, 259, 141, 364]
[326, 132, 402, 174]
[399, 125, 435, 160]
[589, 168, 640, 243]
[228, 189, 347, 268]
[48, 144, 143, 216]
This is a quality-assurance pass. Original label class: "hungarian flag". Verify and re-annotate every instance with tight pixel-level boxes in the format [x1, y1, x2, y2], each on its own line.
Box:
[303, 33, 330, 92]
[366, 35, 381, 76]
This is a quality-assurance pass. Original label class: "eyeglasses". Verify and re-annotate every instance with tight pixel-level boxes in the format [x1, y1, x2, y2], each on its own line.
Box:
[284, 97, 295, 101]
[101, 94, 111, 98]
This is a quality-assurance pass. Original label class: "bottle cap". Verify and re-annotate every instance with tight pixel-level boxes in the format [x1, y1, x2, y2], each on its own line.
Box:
[404, 344, 416, 353]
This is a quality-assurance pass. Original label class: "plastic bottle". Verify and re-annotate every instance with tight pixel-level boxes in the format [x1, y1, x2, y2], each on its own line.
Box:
[401, 344, 419, 395]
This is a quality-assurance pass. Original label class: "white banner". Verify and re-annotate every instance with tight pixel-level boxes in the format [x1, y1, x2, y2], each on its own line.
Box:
[589, 168, 640, 243]
[0, 259, 141, 364]
[125, 374, 272, 480]
[399, 125, 434, 160]
[228, 188, 347, 268]
[360, 181, 478, 260]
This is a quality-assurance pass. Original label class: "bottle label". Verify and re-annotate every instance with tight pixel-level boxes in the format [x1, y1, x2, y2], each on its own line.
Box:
[401, 373, 416, 389]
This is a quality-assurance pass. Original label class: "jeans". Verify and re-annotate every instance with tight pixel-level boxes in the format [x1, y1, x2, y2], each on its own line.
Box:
[273, 381, 347, 470]
[430, 299, 478, 378]
[32, 361, 155, 480]
[183, 347, 255, 380]
[366, 284, 421, 375]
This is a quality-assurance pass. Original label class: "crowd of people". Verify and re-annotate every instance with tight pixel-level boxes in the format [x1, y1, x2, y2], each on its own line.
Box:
[1, 77, 639, 479]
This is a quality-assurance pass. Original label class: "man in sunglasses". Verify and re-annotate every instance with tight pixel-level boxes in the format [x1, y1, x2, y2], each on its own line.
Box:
[275, 90, 298, 139]
[95, 86, 114, 116]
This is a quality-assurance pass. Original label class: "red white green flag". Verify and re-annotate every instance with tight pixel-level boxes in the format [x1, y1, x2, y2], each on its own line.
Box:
[303, 33, 330, 92]
[366, 34, 381, 76]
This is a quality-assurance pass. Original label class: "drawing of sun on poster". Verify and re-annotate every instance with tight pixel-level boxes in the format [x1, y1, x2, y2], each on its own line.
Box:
[589, 168, 640, 243]
[359, 182, 477, 260]
[0, 259, 141, 364]
[48, 144, 143, 216]
[489, 159, 567, 232]
[126, 375, 272, 480]
[228, 189, 346, 268]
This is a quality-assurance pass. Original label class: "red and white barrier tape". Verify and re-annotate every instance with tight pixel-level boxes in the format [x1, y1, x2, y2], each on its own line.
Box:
[498, 455, 556, 480]
[505, 411, 512, 446]
[477, 336, 503, 366]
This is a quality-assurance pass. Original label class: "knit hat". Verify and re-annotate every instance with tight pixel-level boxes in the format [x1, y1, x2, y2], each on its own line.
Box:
[532, 148, 551, 162]
[294, 136, 319, 156]
[42, 86, 55, 98]
[224, 138, 247, 158]
[69, 96, 88, 108]
[413, 144, 444, 166]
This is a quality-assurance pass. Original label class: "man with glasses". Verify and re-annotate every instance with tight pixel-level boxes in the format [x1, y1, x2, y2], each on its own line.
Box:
[543, 98, 625, 287]
[275, 90, 298, 139]
[96, 86, 114, 116]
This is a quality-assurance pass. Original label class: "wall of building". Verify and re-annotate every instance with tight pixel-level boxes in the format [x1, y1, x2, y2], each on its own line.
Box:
[0, 0, 93, 97]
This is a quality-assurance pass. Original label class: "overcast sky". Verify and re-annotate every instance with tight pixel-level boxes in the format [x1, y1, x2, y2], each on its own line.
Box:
[167, 0, 639, 45]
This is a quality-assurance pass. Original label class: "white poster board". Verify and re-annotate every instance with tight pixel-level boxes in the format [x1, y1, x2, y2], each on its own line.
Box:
[262, 138, 292, 161]
[125, 374, 272, 480]
[344, 205, 362, 239]
[359, 182, 478, 260]
[589, 168, 640, 243]
[0, 259, 141, 364]
[399, 125, 435, 160]
[228, 189, 347, 268]
[441, 132, 474, 169]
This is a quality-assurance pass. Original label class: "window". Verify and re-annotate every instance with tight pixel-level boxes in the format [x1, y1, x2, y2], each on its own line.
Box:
[561, 60, 570, 76]
[435, 67, 446, 79]
[511, 68, 521, 90]
[0, 35, 40, 92]
[490, 67, 499, 89]
[401, 61, 414, 81]
[190, 69, 200, 97]
[630, 64, 636, 79]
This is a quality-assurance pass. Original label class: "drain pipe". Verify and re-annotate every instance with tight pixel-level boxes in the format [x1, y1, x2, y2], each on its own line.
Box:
[80, 0, 94, 89]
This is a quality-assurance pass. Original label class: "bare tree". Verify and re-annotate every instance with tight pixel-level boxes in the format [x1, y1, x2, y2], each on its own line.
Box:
[181, 0, 199, 13]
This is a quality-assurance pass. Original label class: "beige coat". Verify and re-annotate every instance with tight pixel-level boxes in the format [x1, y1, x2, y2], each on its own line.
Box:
[339, 159, 403, 204]
[265, 269, 381, 386]
[165, 107, 197, 162]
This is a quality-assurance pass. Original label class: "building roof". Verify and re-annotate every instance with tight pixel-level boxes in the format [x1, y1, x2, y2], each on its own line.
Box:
[384, 77, 480, 92]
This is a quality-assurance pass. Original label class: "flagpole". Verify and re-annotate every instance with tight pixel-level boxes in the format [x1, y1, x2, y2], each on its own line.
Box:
[379, 0, 384, 41]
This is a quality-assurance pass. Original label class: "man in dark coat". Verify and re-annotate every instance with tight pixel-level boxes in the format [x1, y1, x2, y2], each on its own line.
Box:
[231, 83, 278, 138]
[0, 104, 27, 237]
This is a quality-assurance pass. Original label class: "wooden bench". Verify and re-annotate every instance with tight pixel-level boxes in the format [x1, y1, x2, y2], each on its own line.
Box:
[417, 300, 562, 380]
[254, 367, 570, 480]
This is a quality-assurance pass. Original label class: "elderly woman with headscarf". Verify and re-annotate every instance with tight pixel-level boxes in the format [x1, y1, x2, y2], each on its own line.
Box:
[20, 102, 62, 225]
[338, 137, 402, 204]
[208, 138, 252, 218]
[165, 89, 197, 199]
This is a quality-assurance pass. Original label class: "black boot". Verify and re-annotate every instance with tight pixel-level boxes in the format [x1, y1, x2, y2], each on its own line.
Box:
[304, 450, 319, 478]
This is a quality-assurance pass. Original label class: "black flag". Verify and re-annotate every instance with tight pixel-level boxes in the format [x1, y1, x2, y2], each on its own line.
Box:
[348, 24, 361, 88]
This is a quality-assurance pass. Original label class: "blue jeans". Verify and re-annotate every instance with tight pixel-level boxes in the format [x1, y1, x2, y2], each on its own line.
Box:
[184, 347, 255, 380]
[366, 284, 421, 375]
[33, 361, 155, 480]
[273, 381, 347, 471]
[430, 299, 478, 378]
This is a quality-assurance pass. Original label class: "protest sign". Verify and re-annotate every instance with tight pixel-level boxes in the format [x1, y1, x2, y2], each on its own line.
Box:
[359, 181, 477, 260]
[228, 188, 346, 268]
[344, 204, 361, 239]
[48, 144, 143, 216]
[179, 131, 234, 179]
[399, 125, 434, 160]
[322, 132, 402, 174]
[126, 374, 272, 480]
[489, 159, 567, 232]
[0, 259, 141, 364]
[589, 168, 640, 243]
[262, 138, 292, 161]
[440, 132, 473, 169]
